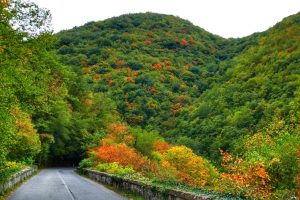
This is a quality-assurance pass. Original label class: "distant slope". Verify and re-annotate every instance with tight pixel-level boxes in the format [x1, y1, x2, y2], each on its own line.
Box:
[56, 12, 300, 160]
[174, 12, 300, 159]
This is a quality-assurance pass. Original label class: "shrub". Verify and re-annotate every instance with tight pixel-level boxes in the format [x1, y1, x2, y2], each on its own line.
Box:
[0, 161, 25, 183]
[95, 162, 135, 176]
[217, 150, 272, 199]
[160, 146, 219, 187]
[78, 158, 93, 170]
[94, 142, 149, 172]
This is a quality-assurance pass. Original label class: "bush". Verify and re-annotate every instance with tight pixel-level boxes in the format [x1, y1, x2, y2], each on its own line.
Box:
[160, 146, 219, 187]
[95, 162, 135, 176]
[0, 161, 25, 183]
[78, 158, 93, 170]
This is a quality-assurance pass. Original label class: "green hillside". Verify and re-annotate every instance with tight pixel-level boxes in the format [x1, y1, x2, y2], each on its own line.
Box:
[56, 12, 300, 159]
[173, 13, 300, 159]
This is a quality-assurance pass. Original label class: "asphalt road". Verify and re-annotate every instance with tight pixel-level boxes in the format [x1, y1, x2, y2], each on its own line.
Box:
[8, 168, 126, 200]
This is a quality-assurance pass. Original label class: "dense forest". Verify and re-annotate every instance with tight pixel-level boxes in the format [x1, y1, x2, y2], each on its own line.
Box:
[0, 0, 299, 199]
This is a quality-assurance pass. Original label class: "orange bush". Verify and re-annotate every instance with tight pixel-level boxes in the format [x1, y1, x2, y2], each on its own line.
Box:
[153, 140, 171, 154]
[152, 63, 163, 70]
[101, 123, 135, 146]
[106, 122, 128, 136]
[180, 39, 189, 46]
[94, 142, 152, 172]
[218, 149, 272, 199]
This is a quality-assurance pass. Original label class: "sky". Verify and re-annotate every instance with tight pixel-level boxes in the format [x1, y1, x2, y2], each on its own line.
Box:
[31, 0, 300, 38]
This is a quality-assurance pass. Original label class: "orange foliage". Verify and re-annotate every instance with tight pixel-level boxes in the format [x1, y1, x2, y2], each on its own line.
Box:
[180, 39, 189, 46]
[126, 102, 137, 110]
[80, 60, 88, 67]
[107, 76, 113, 86]
[94, 142, 151, 172]
[152, 63, 163, 70]
[218, 149, 272, 199]
[180, 84, 187, 89]
[144, 40, 152, 45]
[153, 140, 171, 154]
[106, 123, 128, 136]
[84, 98, 92, 106]
[126, 68, 139, 83]
[111, 57, 118, 62]
[93, 74, 101, 80]
[117, 60, 126, 67]
[127, 67, 131, 75]
[102, 123, 136, 146]
[170, 103, 183, 116]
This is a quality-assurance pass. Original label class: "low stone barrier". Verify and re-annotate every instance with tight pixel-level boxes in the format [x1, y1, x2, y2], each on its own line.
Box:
[0, 167, 37, 193]
[82, 169, 211, 200]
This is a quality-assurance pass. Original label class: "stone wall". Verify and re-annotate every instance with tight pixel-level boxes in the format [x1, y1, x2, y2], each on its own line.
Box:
[82, 169, 211, 200]
[0, 167, 36, 193]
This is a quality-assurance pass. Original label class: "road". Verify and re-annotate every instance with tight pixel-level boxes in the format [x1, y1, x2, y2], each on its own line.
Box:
[8, 168, 126, 200]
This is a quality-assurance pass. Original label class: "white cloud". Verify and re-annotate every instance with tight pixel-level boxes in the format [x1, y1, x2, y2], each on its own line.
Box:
[31, 0, 300, 38]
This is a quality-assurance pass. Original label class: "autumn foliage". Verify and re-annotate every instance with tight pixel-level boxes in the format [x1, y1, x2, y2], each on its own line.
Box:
[94, 142, 151, 172]
[217, 149, 272, 199]
[160, 146, 218, 187]
[153, 140, 171, 154]
[90, 122, 218, 188]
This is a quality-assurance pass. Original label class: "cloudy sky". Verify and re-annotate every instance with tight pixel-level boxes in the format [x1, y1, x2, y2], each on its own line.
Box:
[31, 0, 300, 38]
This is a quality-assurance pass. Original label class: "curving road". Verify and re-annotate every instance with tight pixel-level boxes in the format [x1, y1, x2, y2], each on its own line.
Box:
[8, 168, 126, 200]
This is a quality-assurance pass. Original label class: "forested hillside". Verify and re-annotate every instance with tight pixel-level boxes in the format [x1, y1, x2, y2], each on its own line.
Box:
[56, 12, 300, 159]
[1, 0, 299, 199]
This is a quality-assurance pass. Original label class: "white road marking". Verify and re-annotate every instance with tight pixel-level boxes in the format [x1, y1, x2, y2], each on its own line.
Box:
[57, 171, 76, 200]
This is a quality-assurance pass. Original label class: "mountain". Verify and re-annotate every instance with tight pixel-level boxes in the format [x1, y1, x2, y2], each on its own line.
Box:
[56, 12, 300, 160]
[56, 13, 227, 133]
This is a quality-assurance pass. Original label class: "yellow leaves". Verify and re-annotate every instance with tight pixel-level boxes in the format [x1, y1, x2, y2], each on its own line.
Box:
[11, 107, 36, 137]
[10, 107, 41, 156]
[160, 146, 217, 187]
[0, 0, 10, 8]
